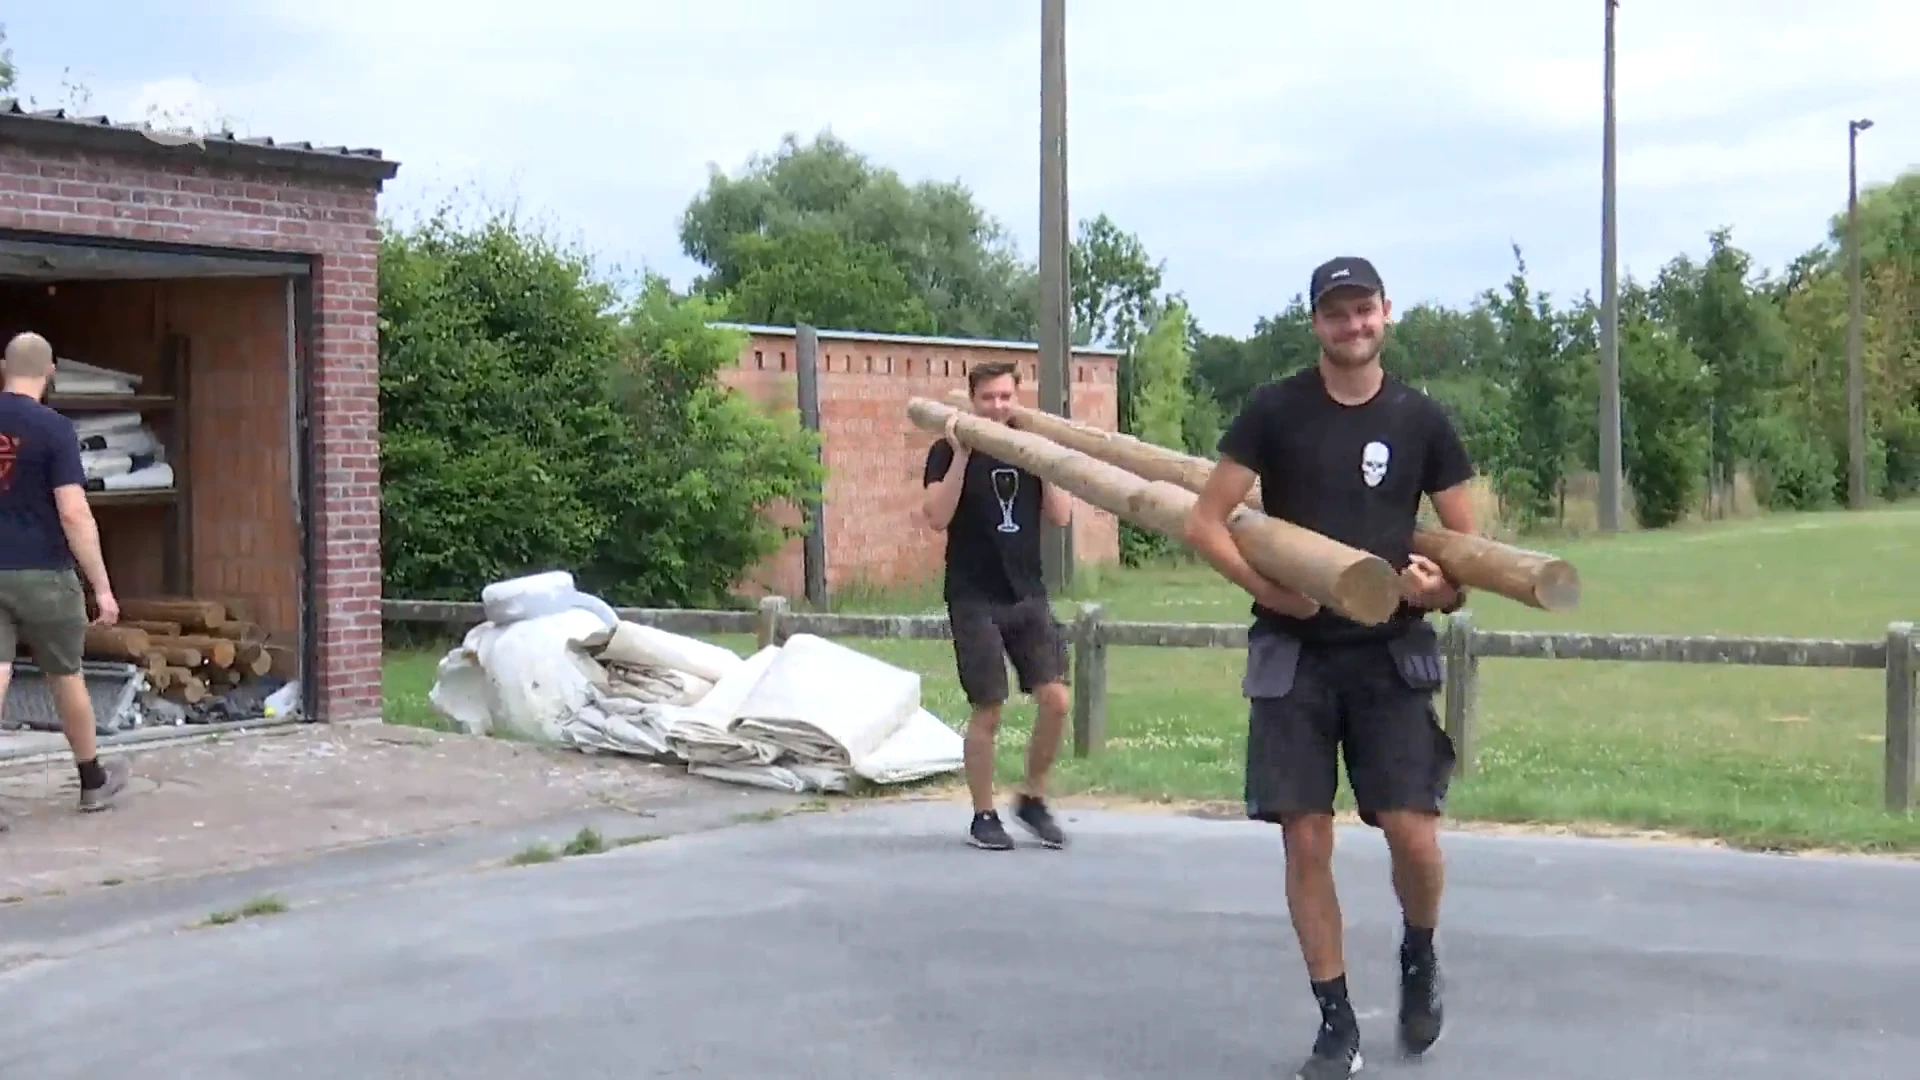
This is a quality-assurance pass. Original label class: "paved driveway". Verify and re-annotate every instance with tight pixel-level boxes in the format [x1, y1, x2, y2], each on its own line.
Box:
[2, 802, 1916, 1078]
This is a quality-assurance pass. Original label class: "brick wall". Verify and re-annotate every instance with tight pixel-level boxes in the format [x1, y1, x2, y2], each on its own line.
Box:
[721, 327, 1122, 600]
[0, 143, 386, 722]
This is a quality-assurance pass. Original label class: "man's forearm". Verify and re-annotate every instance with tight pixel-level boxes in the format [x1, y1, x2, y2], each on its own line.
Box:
[62, 515, 112, 595]
[922, 464, 968, 529]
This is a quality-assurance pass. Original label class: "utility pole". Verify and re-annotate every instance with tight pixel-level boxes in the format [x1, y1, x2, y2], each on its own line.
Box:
[1596, 0, 1624, 533]
[1038, 0, 1073, 589]
[1846, 117, 1874, 509]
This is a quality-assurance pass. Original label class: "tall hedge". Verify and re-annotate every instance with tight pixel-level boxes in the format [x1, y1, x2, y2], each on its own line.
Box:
[378, 209, 823, 608]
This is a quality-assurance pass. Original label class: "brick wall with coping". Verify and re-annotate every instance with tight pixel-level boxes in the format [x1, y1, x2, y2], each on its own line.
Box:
[721, 325, 1122, 599]
[0, 139, 389, 722]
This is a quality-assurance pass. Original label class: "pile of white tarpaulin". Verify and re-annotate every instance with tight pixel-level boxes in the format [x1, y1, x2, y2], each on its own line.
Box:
[426, 572, 964, 793]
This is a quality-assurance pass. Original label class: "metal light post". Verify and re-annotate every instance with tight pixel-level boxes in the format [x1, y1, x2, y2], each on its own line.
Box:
[1038, 0, 1073, 588]
[1846, 116, 1874, 509]
[1596, 0, 1624, 533]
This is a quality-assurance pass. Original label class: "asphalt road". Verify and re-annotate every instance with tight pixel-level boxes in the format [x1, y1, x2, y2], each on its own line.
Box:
[2, 802, 1916, 1079]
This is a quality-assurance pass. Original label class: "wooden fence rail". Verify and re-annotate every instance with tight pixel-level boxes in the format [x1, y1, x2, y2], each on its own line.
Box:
[382, 598, 1919, 814]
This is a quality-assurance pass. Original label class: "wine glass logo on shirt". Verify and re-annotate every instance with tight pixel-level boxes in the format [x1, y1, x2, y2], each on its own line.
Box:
[990, 468, 1021, 533]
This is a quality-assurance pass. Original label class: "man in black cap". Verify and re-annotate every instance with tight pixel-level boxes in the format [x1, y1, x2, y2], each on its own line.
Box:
[1183, 257, 1478, 1078]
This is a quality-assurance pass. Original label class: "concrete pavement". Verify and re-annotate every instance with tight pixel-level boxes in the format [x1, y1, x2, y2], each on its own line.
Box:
[2, 801, 1916, 1079]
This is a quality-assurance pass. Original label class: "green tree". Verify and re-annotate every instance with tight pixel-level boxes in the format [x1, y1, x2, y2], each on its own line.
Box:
[722, 226, 936, 334]
[679, 132, 1036, 339]
[1118, 300, 1194, 564]
[597, 279, 825, 606]
[0, 25, 15, 94]
[1619, 317, 1713, 528]
[1070, 213, 1164, 351]
[379, 208, 821, 607]
[1483, 245, 1580, 527]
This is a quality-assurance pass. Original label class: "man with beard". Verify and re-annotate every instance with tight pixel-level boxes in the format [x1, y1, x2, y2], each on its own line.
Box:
[1182, 257, 1477, 1078]
[921, 360, 1075, 851]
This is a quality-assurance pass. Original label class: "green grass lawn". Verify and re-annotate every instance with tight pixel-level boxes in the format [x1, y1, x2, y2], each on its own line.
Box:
[383, 504, 1920, 852]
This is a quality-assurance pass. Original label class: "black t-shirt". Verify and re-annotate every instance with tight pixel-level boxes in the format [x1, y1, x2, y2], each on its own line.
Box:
[1217, 366, 1474, 643]
[0, 391, 86, 571]
[923, 440, 1046, 605]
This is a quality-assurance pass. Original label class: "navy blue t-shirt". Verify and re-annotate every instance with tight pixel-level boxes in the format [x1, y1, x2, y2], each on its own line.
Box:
[0, 391, 85, 570]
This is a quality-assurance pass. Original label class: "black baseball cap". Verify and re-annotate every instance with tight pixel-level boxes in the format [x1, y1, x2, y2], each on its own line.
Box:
[1309, 256, 1384, 310]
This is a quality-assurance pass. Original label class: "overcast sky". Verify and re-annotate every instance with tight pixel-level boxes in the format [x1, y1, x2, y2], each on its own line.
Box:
[6, 1, 1916, 337]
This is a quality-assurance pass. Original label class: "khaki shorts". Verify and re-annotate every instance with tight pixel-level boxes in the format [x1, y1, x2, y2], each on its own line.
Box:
[0, 569, 89, 676]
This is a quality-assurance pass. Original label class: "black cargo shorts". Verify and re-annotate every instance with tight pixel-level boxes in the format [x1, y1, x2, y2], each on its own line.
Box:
[0, 568, 90, 677]
[947, 595, 1070, 707]
[1242, 619, 1456, 827]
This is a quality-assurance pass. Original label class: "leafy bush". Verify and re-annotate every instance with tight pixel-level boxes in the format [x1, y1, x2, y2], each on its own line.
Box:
[1619, 319, 1712, 528]
[379, 208, 822, 607]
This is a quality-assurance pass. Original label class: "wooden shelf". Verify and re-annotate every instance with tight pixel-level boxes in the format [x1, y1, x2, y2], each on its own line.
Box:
[46, 393, 176, 412]
[86, 489, 178, 508]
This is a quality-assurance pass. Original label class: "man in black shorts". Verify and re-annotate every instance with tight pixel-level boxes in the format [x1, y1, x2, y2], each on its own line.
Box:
[1183, 258, 1477, 1078]
[922, 360, 1074, 851]
[0, 332, 131, 833]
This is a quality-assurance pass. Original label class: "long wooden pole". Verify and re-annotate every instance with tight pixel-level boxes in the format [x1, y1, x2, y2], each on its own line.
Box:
[908, 398, 1403, 625]
[944, 391, 1580, 612]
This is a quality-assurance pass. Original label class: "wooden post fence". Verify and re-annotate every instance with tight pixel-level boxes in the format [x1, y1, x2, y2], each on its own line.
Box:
[382, 599, 1920, 814]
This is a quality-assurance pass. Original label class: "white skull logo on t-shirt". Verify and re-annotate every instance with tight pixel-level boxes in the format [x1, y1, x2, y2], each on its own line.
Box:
[1361, 440, 1391, 488]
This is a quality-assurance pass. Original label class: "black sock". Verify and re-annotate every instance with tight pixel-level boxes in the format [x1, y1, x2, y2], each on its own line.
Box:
[1403, 923, 1435, 959]
[1310, 974, 1355, 1030]
[77, 757, 107, 791]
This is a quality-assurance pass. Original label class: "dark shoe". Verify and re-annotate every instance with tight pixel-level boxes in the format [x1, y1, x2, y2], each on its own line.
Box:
[1295, 1017, 1362, 1079]
[967, 810, 1015, 850]
[1398, 943, 1444, 1057]
[1011, 794, 1066, 848]
[77, 757, 130, 813]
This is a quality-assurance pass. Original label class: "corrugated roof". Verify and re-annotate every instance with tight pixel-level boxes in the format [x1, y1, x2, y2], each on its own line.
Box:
[0, 98, 400, 184]
[713, 322, 1126, 357]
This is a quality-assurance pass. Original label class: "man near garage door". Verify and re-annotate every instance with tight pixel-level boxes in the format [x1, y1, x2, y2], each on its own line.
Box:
[0, 331, 130, 832]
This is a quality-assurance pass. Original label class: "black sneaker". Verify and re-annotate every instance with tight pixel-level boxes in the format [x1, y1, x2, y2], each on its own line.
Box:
[1011, 794, 1066, 848]
[1398, 944, 1444, 1057]
[77, 757, 130, 813]
[1295, 1017, 1362, 1079]
[967, 810, 1015, 850]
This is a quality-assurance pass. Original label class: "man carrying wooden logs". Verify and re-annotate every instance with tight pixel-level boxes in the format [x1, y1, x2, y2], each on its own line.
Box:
[921, 360, 1075, 851]
[0, 332, 130, 833]
[1183, 258, 1476, 1079]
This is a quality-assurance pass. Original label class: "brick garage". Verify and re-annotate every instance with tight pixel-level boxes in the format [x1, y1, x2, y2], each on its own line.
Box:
[720, 324, 1122, 599]
[0, 101, 397, 724]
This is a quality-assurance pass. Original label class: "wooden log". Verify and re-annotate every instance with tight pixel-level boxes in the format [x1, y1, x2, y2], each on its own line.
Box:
[84, 626, 151, 661]
[124, 619, 183, 637]
[908, 397, 1403, 624]
[155, 633, 236, 669]
[242, 646, 273, 677]
[144, 641, 205, 668]
[118, 598, 226, 632]
[213, 620, 264, 643]
[946, 390, 1581, 612]
[147, 666, 174, 692]
[163, 670, 208, 704]
[1401, 526, 1580, 612]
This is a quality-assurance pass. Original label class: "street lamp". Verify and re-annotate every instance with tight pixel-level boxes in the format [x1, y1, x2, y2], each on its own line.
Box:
[1846, 116, 1874, 509]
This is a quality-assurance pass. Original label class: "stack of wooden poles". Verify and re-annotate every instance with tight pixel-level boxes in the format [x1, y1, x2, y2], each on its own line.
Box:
[908, 393, 1582, 623]
[78, 598, 275, 705]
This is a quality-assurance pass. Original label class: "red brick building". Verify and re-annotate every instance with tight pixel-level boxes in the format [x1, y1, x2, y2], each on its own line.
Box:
[0, 101, 397, 723]
[719, 323, 1123, 600]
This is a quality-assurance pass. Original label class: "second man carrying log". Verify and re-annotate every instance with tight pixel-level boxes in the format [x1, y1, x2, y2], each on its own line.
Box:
[921, 360, 1075, 852]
